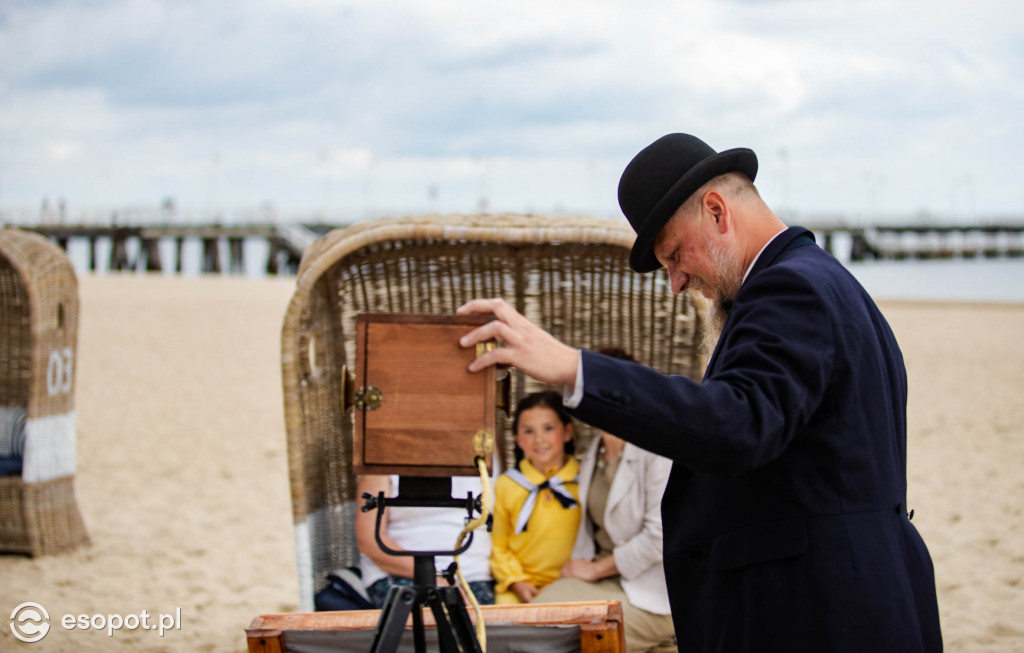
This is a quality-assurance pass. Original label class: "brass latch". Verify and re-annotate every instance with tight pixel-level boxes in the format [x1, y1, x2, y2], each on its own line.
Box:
[476, 341, 496, 358]
[355, 386, 383, 411]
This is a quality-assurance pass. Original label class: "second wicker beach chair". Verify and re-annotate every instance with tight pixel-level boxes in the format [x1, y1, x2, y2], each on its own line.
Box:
[280, 214, 705, 611]
[0, 228, 90, 556]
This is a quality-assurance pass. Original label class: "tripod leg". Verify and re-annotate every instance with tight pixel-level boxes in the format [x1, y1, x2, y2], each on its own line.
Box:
[412, 601, 426, 653]
[368, 585, 416, 653]
[427, 586, 482, 653]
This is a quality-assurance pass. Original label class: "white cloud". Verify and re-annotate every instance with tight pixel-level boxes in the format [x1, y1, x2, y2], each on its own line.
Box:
[1, 0, 1022, 220]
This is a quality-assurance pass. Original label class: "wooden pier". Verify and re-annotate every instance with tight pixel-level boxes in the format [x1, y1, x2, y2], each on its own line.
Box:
[17, 223, 322, 276]
[811, 222, 1024, 262]
[10, 218, 1024, 274]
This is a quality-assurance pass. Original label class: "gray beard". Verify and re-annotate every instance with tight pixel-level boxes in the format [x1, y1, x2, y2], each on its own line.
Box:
[695, 235, 744, 360]
[700, 299, 729, 358]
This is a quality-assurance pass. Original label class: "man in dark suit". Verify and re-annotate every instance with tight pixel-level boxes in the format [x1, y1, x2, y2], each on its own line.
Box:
[458, 133, 942, 651]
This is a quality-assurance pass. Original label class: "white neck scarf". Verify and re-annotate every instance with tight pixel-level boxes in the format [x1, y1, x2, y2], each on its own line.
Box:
[504, 468, 577, 535]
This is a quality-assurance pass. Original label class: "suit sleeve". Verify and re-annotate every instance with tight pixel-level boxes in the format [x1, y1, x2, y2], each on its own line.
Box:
[571, 266, 835, 476]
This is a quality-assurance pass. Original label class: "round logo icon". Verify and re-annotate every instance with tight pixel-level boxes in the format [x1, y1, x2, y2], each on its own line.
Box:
[10, 602, 51, 643]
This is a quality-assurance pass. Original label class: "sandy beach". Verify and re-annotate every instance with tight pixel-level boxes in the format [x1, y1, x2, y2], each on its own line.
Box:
[2, 274, 1022, 652]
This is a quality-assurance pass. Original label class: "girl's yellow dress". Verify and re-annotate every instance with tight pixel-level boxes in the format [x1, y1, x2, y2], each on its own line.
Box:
[490, 456, 581, 604]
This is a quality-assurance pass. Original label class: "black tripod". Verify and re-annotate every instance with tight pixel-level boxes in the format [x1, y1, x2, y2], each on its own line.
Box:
[362, 477, 484, 653]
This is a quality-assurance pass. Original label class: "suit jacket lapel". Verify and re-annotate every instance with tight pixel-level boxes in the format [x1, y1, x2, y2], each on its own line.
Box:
[704, 227, 813, 375]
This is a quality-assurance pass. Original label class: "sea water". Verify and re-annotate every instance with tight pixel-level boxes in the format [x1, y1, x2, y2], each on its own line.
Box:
[846, 258, 1024, 304]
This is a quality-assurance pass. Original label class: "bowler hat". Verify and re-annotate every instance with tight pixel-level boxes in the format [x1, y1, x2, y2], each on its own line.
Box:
[619, 133, 758, 273]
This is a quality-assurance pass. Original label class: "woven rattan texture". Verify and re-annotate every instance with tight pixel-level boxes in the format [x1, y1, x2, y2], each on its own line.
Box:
[0, 228, 89, 556]
[0, 257, 31, 409]
[0, 229, 79, 418]
[0, 476, 87, 555]
[281, 215, 705, 596]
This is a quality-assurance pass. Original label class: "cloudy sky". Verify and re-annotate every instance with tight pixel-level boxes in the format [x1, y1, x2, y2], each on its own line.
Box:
[2, 0, 1022, 224]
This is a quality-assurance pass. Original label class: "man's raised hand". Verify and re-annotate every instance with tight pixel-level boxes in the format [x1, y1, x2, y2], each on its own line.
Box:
[457, 298, 579, 388]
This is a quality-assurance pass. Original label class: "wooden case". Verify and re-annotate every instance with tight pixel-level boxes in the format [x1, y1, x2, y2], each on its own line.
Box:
[246, 601, 626, 653]
[352, 313, 500, 477]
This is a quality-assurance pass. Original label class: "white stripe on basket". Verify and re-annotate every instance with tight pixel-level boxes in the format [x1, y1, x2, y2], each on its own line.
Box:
[22, 412, 76, 483]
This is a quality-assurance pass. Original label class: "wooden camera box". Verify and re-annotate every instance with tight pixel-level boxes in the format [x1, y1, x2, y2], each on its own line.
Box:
[351, 313, 503, 477]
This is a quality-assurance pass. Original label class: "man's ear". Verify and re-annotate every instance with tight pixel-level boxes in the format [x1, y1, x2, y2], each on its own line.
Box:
[702, 190, 730, 234]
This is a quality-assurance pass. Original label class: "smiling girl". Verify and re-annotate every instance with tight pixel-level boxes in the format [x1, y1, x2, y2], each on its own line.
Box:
[491, 391, 581, 604]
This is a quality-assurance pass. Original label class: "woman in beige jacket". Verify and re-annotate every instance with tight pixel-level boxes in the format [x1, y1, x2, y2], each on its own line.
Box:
[534, 348, 675, 652]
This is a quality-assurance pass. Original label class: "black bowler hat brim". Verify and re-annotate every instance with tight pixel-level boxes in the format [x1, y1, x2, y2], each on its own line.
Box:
[623, 140, 758, 273]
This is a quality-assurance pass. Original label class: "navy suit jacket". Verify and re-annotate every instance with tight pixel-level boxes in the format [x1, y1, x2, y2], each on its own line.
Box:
[571, 227, 942, 652]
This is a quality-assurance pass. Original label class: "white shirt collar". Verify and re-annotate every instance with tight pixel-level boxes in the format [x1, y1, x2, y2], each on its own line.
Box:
[741, 228, 788, 286]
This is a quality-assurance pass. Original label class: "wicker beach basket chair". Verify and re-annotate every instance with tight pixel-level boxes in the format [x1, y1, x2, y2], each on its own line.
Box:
[280, 214, 706, 611]
[0, 228, 90, 556]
